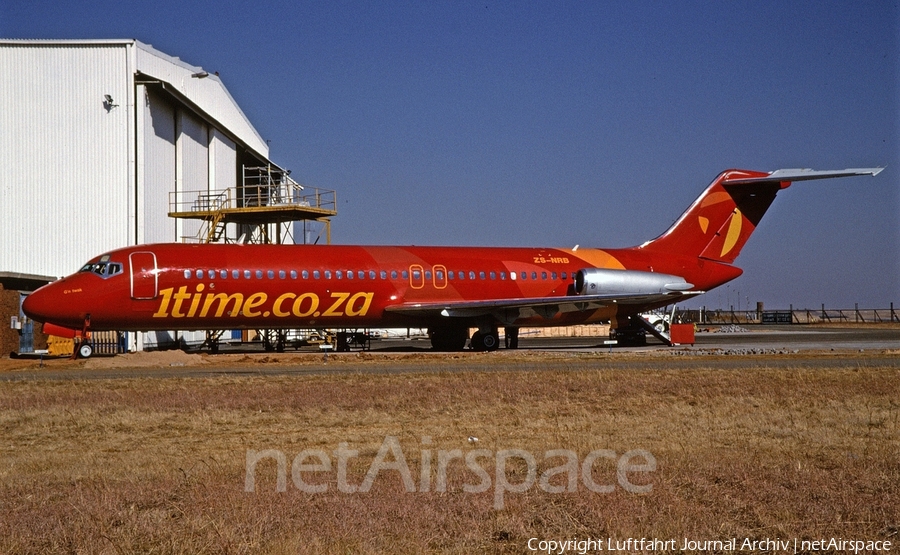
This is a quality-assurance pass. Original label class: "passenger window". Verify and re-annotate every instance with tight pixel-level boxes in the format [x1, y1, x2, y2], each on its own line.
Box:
[346, 270, 353, 280]
[380, 270, 386, 279]
[314, 270, 321, 279]
[267, 270, 274, 279]
[220, 270, 228, 279]
[500, 272, 506, 280]
[232, 270, 239, 279]
[290, 270, 297, 279]
[479, 271, 486, 280]
[391, 270, 398, 279]
[402, 270, 409, 279]
[196, 270, 203, 279]
[325, 271, 332, 279]
[490, 271, 496, 280]
[448, 271, 455, 280]
[562, 272, 567, 280]
[542, 272, 548, 280]
[279, 270, 286, 279]
[531, 272, 537, 280]
[184, 270, 192, 279]
[300, 270, 307, 279]
[336, 270, 343, 279]
[469, 271, 476, 280]
[425, 271, 431, 280]
[551, 272, 557, 280]
[521, 272, 527, 280]
[412, 269, 421, 280]
[256, 270, 263, 279]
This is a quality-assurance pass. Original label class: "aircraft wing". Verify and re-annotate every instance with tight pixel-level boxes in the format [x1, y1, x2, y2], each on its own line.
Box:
[384, 291, 702, 324]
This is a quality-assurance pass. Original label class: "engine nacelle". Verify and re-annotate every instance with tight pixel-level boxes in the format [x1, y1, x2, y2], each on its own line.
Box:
[574, 268, 693, 296]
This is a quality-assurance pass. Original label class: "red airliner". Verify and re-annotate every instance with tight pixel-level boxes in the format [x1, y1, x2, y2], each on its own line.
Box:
[23, 167, 882, 356]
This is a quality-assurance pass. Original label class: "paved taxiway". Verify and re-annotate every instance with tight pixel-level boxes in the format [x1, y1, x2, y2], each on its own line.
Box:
[358, 325, 899, 353]
[511, 325, 900, 352]
[1, 325, 897, 382]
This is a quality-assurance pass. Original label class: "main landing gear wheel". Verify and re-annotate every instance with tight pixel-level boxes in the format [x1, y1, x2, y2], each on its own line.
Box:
[429, 326, 469, 351]
[77, 342, 94, 359]
[611, 316, 647, 347]
[470, 330, 500, 352]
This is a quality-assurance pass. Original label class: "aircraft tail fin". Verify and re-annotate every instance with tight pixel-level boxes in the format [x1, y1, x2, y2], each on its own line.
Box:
[637, 168, 883, 264]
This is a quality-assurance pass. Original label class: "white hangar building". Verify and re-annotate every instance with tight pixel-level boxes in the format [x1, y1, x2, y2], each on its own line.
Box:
[1, 38, 281, 275]
[0, 39, 321, 353]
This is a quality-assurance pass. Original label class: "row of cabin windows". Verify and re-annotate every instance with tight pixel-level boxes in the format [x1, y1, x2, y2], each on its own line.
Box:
[182, 268, 570, 282]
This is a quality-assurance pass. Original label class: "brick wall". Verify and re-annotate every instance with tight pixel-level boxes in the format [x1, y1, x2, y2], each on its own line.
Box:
[1, 284, 48, 356]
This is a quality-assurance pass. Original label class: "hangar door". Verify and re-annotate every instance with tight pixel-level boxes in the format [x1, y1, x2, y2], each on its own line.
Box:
[130, 251, 158, 300]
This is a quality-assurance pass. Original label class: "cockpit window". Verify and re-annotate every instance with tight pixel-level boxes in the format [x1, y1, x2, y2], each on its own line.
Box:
[79, 261, 123, 279]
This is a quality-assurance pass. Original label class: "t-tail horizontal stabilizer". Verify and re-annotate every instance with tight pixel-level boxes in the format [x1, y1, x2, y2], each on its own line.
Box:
[723, 167, 884, 185]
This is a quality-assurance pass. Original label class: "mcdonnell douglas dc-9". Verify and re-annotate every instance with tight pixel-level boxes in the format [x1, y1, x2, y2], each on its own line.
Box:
[23, 167, 882, 357]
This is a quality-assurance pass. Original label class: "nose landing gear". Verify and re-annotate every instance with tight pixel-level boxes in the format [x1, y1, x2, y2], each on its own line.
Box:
[73, 314, 94, 359]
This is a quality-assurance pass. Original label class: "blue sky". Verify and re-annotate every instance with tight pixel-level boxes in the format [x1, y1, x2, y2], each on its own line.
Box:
[3, 1, 897, 309]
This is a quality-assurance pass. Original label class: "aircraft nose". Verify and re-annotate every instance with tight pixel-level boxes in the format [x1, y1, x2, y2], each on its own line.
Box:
[22, 281, 71, 326]
[22, 285, 54, 323]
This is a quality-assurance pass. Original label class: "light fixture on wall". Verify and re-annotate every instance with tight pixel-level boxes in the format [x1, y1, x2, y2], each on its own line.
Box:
[103, 94, 118, 111]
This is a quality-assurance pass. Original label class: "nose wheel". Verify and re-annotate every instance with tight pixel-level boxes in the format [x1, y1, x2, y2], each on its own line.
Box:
[77, 341, 94, 359]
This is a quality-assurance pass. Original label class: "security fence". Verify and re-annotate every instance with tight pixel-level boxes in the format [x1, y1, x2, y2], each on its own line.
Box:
[681, 303, 899, 325]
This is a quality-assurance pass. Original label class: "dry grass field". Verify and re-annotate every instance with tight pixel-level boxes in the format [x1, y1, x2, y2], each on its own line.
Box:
[0, 350, 897, 554]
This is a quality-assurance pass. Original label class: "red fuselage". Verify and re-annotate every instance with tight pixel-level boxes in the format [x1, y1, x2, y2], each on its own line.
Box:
[22, 243, 740, 332]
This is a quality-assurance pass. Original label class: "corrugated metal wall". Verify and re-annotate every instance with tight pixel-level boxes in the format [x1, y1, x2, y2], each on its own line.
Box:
[210, 128, 237, 241]
[210, 128, 237, 193]
[175, 111, 208, 242]
[0, 43, 131, 277]
[138, 85, 177, 244]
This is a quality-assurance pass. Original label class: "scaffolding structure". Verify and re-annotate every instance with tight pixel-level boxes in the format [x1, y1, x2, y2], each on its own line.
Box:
[168, 165, 336, 245]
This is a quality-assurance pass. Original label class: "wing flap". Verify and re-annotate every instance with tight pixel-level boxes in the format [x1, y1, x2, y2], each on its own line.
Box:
[384, 291, 703, 322]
